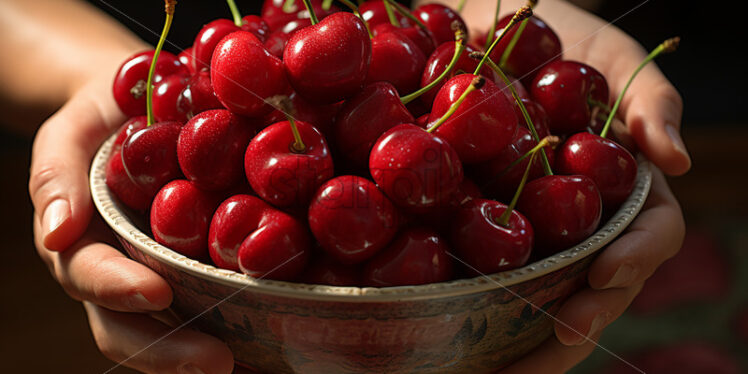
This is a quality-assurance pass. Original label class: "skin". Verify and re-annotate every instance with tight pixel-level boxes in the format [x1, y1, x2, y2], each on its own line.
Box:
[8, 0, 687, 372]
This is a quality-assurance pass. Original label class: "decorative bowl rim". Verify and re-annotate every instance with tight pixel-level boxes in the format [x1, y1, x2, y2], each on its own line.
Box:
[91, 134, 651, 302]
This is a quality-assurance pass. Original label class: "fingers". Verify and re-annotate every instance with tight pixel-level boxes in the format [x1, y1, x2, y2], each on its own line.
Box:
[29, 81, 126, 251]
[85, 302, 235, 374]
[35, 213, 172, 313]
[587, 167, 685, 290]
[497, 331, 603, 374]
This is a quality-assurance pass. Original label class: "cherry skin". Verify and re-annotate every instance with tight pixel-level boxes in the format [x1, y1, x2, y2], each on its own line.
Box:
[177, 109, 258, 191]
[241, 15, 270, 42]
[262, 91, 341, 136]
[193, 19, 240, 70]
[177, 47, 196, 75]
[150, 180, 221, 259]
[363, 226, 453, 287]
[112, 50, 189, 117]
[176, 69, 224, 119]
[209, 194, 310, 279]
[300, 255, 361, 286]
[360, 0, 412, 29]
[427, 74, 519, 164]
[372, 23, 437, 57]
[480, 15, 562, 84]
[152, 74, 189, 123]
[412, 3, 468, 46]
[365, 29, 427, 95]
[334, 82, 414, 170]
[517, 174, 602, 257]
[245, 120, 334, 208]
[261, 0, 339, 31]
[121, 121, 183, 198]
[415, 178, 482, 234]
[556, 133, 637, 210]
[308, 176, 399, 265]
[263, 18, 312, 58]
[451, 198, 533, 275]
[211, 31, 288, 117]
[113, 116, 148, 149]
[283, 12, 372, 104]
[531, 60, 609, 135]
[370, 123, 464, 211]
[106, 117, 151, 212]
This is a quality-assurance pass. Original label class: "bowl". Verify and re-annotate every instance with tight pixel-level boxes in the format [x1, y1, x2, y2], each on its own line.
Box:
[91, 134, 651, 374]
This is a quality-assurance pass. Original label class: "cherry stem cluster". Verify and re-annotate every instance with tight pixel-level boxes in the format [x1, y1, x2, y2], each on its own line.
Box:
[498, 0, 537, 68]
[474, 5, 532, 75]
[427, 76, 485, 134]
[226, 0, 243, 27]
[601, 36, 680, 138]
[146, 0, 176, 127]
[483, 0, 502, 51]
[400, 31, 466, 105]
[301, 0, 320, 25]
[383, 0, 400, 27]
[383, 0, 429, 32]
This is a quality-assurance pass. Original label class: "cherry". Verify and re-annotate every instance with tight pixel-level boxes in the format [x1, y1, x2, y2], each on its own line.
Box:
[365, 28, 427, 95]
[263, 18, 312, 58]
[370, 123, 464, 211]
[530, 60, 609, 135]
[193, 19, 241, 70]
[211, 31, 288, 117]
[209, 194, 311, 279]
[426, 74, 519, 164]
[152, 74, 189, 123]
[372, 23, 437, 57]
[176, 69, 224, 119]
[177, 109, 258, 191]
[262, 91, 341, 136]
[151, 179, 221, 259]
[113, 116, 148, 149]
[245, 108, 334, 208]
[177, 47, 196, 75]
[419, 42, 498, 106]
[241, 15, 271, 41]
[284, 12, 372, 104]
[300, 255, 361, 286]
[412, 3, 468, 46]
[106, 117, 151, 212]
[261, 0, 339, 31]
[308, 176, 399, 264]
[121, 121, 183, 198]
[112, 50, 188, 117]
[363, 226, 453, 287]
[415, 177, 482, 234]
[360, 0, 412, 29]
[517, 174, 602, 257]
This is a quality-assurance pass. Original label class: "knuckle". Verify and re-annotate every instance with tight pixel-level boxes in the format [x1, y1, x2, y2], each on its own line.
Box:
[28, 160, 66, 205]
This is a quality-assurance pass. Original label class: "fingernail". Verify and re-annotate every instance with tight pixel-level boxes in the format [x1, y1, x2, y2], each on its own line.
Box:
[42, 199, 70, 240]
[583, 312, 611, 344]
[127, 292, 159, 311]
[604, 264, 637, 288]
[179, 363, 206, 374]
[665, 124, 690, 160]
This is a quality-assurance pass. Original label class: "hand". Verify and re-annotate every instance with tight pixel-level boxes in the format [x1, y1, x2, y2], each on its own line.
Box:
[29, 76, 235, 374]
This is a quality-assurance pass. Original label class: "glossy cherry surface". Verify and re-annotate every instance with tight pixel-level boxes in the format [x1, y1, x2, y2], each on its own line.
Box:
[153, 74, 189, 123]
[283, 12, 372, 104]
[241, 15, 270, 42]
[177, 47, 196, 74]
[121, 121, 183, 198]
[531, 60, 609, 134]
[412, 3, 468, 46]
[150, 179, 220, 259]
[452, 198, 533, 275]
[245, 120, 334, 208]
[517, 174, 602, 257]
[308, 176, 398, 264]
[211, 31, 288, 117]
[370, 123, 464, 211]
[106, 148, 153, 212]
[427, 74, 519, 164]
[372, 23, 437, 57]
[360, 0, 412, 29]
[261, 0, 338, 31]
[366, 29, 427, 95]
[176, 69, 224, 119]
[556, 132, 637, 210]
[262, 91, 341, 136]
[177, 110, 257, 191]
[363, 226, 453, 287]
[263, 18, 312, 58]
[113, 116, 148, 149]
[334, 82, 414, 170]
[193, 19, 240, 69]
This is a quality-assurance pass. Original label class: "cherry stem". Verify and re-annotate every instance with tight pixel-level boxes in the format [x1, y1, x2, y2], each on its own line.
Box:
[496, 136, 553, 226]
[474, 6, 532, 75]
[475, 52, 553, 175]
[401, 31, 466, 105]
[336, 0, 373, 38]
[271, 96, 306, 153]
[426, 76, 485, 134]
[382, 0, 400, 27]
[497, 0, 536, 68]
[384, 0, 428, 32]
[282, 0, 296, 13]
[497, 135, 559, 180]
[226, 0, 243, 27]
[322, 0, 334, 11]
[301, 0, 319, 25]
[146, 0, 176, 127]
[457, 0, 468, 13]
[588, 98, 611, 113]
[601, 36, 680, 138]
[483, 0, 502, 51]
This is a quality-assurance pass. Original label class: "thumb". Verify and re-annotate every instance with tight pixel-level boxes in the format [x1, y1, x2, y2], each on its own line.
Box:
[29, 83, 125, 251]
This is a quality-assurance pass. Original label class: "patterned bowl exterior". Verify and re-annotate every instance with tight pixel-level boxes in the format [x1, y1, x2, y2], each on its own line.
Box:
[91, 135, 651, 374]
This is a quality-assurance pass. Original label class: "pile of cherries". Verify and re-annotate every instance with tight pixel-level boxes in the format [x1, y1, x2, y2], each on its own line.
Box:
[105, 0, 676, 287]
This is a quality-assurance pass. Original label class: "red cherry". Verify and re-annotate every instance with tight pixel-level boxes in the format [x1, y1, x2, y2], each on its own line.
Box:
[262, 91, 342, 136]
[372, 23, 437, 57]
[193, 19, 240, 70]
[121, 121, 183, 198]
[556, 133, 637, 210]
[363, 226, 453, 287]
[176, 69, 224, 119]
[152, 74, 189, 123]
[419, 42, 499, 106]
[415, 178, 482, 234]
[283, 12, 372, 104]
[360, 0, 412, 28]
[105, 148, 153, 212]
[333, 82, 414, 170]
[150, 180, 221, 259]
[263, 18, 312, 58]
[241, 15, 270, 42]
[113, 116, 148, 149]
[365, 29, 427, 95]
[245, 120, 333, 208]
[531, 60, 609, 135]
[370, 123, 464, 211]
[412, 3, 468, 46]
[261, 0, 339, 31]
[177, 109, 258, 191]
[300, 255, 361, 286]
[211, 31, 288, 117]
[517, 175, 602, 257]
[308, 176, 399, 264]
[112, 50, 188, 117]
[427, 74, 519, 164]
[177, 47, 196, 75]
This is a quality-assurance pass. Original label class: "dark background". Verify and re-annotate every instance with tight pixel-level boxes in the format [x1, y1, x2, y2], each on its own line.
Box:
[1, 1, 746, 373]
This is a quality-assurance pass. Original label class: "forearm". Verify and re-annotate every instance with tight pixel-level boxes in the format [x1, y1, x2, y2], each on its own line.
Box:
[0, 0, 147, 132]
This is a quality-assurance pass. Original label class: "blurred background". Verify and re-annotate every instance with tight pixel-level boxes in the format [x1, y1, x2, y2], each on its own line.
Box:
[1, 0, 746, 373]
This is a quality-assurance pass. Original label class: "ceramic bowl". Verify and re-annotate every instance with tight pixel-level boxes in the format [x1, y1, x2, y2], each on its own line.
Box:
[90, 135, 651, 374]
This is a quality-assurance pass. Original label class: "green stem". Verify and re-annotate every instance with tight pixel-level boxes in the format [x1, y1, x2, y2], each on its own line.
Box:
[336, 0, 372, 38]
[457, 0, 468, 12]
[474, 6, 531, 75]
[601, 37, 680, 138]
[498, 17, 527, 68]
[288, 117, 306, 153]
[226, 0, 243, 27]
[382, 0, 400, 27]
[426, 76, 485, 134]
[146, 2, 175, 127]
[301, 0, 319, 25]
[483, 0, 502, 51]
[588, 98, 611, 113]
[384, 0, 428, 31]
[322, 0, 334, 11]
[282, 0, 296, 13]
[401, 34, 466, 105]
[496, 135, 558, 180]
[496, 146, 538, 226]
